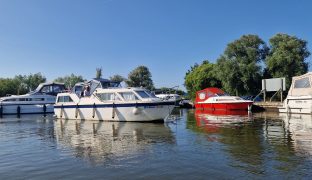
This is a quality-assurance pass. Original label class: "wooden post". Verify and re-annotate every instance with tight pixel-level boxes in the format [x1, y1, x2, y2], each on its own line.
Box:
[281, 79, 283, 103]
[263, 80, 266, 102]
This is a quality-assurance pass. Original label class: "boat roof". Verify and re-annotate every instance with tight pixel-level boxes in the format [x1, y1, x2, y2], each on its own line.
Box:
[195, 87, 226, 102]
[196, 88, 225, 95]
[288, 72, 312, 96]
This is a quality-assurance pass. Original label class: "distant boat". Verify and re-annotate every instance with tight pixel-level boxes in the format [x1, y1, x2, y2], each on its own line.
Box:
[54, 78, 175, 122]
[0, 82, 65, 115]
[155, 93, 181, 106]
[194, 88, 253, 111]
[279, 72, 312, 114]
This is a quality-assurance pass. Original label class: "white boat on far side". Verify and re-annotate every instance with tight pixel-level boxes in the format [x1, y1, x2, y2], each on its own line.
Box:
[0, 82, 65, 115]
[279, 72, 312, 114]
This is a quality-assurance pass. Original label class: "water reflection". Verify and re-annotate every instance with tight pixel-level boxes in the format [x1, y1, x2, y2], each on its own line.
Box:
[194, 109, 252, 132]
[282, 113, 312, 157]
[188, 110, 310, 175]
[54, 120, 175, 165]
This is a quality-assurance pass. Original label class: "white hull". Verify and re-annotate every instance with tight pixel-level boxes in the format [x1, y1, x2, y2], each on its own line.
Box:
[279, 95, 312, 114]
[54, 104, 175, 122]
[0, 104, 54, 115]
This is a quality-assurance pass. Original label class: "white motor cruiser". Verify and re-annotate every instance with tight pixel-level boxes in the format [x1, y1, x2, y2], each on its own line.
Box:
[279, 72, 312, 114]
[0, 82, 65, 115]
[54, 78, 175, 122]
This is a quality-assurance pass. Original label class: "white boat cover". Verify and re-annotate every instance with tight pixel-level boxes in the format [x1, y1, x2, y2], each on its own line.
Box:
[288, 72, 312, 96]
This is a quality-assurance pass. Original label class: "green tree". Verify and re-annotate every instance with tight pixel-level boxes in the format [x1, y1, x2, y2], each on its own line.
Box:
[266, 33, 310, 89]
[126, 66, 154, 90]
[0, 78, 20, 97]
[96, 67, 102, 79]
[184, 60, 221, 99]
[24, 73, 46, 91]
[216, 34, 268, 95]
[54, 73, 85, 89]
[0, 73, 45, 96]
[110, 74, 127, 83]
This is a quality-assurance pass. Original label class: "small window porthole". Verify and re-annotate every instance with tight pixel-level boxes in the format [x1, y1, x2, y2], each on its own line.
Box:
[199, 93, 206, 100]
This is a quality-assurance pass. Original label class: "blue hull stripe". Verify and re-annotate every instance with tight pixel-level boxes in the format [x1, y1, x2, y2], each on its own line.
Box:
[0, 112, 54, 115]
[54, 102, 175, 109]
[0, 103, 54, 106]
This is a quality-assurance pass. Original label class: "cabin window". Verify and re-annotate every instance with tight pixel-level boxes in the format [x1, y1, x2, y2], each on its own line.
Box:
[294, 77, 311, 88]
[57, 96, 73, 103]
[33, 98, 45, 101]
[96, 93, 120, 101]
[41, 86, 52, 93]
[3, 98, 17, 102]
[119, 92, 139, 101]
[53, 85, 64, 93]
[199, 92, 206, 100]
[135, 91, 150, 99]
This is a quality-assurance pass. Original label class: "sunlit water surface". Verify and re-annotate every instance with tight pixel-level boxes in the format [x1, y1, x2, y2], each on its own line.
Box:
[1, 109, 312, 179]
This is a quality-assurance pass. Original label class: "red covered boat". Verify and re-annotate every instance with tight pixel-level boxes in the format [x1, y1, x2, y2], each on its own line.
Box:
[194, 88, 253, 111]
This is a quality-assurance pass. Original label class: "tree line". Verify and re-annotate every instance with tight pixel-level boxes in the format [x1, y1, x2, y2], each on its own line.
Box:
[185, 33, 310, 99]
[0, 66, 156, 97]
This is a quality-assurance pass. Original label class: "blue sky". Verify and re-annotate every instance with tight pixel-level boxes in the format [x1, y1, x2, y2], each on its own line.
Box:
[0, 0, 311, 90]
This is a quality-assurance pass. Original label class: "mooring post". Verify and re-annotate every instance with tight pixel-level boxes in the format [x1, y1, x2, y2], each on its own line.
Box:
[281, 79, 283, 103]
[263, 80, 266, 102]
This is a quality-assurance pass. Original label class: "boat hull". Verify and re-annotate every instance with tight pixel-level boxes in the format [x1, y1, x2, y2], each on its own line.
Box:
[0, 104, 54, 115]
[54, 103, 175, 122]
[279, 96, 312, 114]
[195, 102, 253, 111]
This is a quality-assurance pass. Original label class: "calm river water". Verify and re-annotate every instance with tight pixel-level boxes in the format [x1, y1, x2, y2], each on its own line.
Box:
[0, 109, 312, 179]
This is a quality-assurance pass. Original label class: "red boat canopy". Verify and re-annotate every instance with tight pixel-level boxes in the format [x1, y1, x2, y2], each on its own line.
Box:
[195, 88, 225, 102]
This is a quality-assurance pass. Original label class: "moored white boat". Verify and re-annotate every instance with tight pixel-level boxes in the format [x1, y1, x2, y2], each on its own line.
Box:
[155, 93, 182, 106]
[54, 78, 175, 122]
[0, 82, 65, 115]
[279, 72, 312, 114]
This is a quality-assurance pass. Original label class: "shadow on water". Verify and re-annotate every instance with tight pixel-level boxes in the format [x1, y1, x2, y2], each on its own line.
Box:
[186, 109, 311, 177]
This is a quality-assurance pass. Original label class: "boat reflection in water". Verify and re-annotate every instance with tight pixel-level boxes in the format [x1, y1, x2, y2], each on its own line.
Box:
[281, 113, 312, 157]
[194, 109, 253, 133]
[54, 120, 175, 165]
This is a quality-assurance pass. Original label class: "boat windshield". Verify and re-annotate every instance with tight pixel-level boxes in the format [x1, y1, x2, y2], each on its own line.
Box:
[216, 93, 228, 96]
[145, 90, 158, 98]
[135, 91, 150, 99]
[118, 92, 139, 101]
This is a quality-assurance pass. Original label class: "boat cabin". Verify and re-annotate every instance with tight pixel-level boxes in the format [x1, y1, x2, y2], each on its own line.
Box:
[288, 72, 312, 96]
[32, 82, 65, 96]
[73, 78, 122, 97]
[195, 88, 226, 102]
